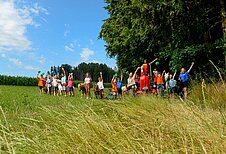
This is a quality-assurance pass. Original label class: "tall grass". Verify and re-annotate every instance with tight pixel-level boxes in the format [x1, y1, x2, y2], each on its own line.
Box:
[0, 85, 225, 153]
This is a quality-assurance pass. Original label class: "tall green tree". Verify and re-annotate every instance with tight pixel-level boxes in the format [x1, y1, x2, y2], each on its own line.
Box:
[100, 0, 225, 73]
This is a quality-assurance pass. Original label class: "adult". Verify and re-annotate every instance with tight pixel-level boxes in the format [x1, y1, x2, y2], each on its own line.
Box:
[179, 62, 195, 99]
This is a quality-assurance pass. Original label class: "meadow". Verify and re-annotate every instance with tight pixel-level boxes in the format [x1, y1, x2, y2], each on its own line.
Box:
[0, 84, 225, 153]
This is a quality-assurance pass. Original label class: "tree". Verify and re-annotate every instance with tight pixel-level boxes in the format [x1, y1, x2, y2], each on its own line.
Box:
[100, 0, 225, 74]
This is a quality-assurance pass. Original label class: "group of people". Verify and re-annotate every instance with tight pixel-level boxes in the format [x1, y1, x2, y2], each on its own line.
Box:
[37, 59, 195, 100]
[110, 59, 195, 100]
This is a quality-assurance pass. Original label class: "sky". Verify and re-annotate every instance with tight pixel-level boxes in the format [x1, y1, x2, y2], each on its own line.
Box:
[0, 0, 116, 77]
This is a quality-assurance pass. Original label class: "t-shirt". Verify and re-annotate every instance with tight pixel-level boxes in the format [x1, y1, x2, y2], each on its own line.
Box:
[116, 80, 122, 89]
[84, 77, 91, 84]
[47, 79, 52, 87]
[179, 72, 189, 83]
[97, 80, 104, 90]
[168, 79, 176, 88]
[127, 77, 135, 87]
[37, 77, 44, 87]
[111, 81, 117, 92]
[157, 76, 164, 85]
[68, 79, 74, 87]
[52, 78, 58, 87]
[61, 76, 66, 84]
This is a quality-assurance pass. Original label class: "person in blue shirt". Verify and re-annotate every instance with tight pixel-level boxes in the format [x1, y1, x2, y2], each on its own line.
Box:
[166, 70, 177, 98]
[116, 74, 123, 98]
[179, 62, 195, 99]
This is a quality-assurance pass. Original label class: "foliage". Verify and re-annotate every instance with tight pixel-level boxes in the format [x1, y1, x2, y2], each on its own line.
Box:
[0, 75, 37, 86]
[73, 62, 115, 83]
[49, 62, 116, 83]
[0, 85, 225, 153]
[100, 0, 225, 73]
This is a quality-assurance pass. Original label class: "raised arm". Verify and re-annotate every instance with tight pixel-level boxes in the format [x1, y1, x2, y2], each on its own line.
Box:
[62, 67, 66, 76]
[100, 72, 103, 81]
[188, 62, 195, 73]
[133, 67, 140, 78]
[162, 70, 166, 76]
[173, 70, 177, 79]
[120, 73, 123, 81]
[111, 75, 115, 82]
[149, 58, 158, 65]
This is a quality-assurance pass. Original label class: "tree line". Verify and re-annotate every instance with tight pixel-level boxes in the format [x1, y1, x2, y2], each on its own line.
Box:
[0, 63, 116, 86]
[48, 62, 116, 83]
[100, 0, 226, 75]
[0, 75, 37, 86]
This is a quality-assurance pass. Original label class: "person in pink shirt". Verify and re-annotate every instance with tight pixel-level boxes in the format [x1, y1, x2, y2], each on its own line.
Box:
[68, 73, 74, 96]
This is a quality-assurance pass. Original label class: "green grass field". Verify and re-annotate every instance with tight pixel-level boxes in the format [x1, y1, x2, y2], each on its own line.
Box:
[0, 85, 225, 153]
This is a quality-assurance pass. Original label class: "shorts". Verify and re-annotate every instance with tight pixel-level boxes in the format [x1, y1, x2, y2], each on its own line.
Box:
[68, 87, 74, 92]
[127, 84, 136, 90]
[61, 86, 66, 91]
[117, 88, 122, 94]
[157, 84, 164, 89]
[181, 81, 188, 89]
[54, 87, 58, 91]
[169, 87, 176, 94]
[39, 86, 43, 90]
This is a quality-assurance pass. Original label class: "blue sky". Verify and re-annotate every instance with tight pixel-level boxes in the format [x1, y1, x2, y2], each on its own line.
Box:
[0, 0, 116, 77]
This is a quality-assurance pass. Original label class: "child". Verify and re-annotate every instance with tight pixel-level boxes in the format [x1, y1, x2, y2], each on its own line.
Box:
[156, 71, 165, 96]
[52, 75, 59, 96]
[179, 62, 195, 99]
[111, 75, 118, 99]
[68, 73, 74, 96]
[97, 72, 104, 99]
[61, 68, 67, 96]
[37, 73, 45, 95]
[46, 75, 52, 95]
[166, 70, 177, 98]
[84, 72, 92, 99]
[57, 78, 62, 96]
[116, 74, 123, 98]
[127, 67, 140, 95]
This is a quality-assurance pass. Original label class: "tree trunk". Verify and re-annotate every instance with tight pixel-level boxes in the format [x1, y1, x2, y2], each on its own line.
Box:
[220, 0, 226, 72]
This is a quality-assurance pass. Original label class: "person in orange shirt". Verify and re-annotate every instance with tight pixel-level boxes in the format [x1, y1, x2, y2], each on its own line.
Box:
[156, 70, 165, 96]
[37, 74, 45, 95]
[111, 75, 118, 99]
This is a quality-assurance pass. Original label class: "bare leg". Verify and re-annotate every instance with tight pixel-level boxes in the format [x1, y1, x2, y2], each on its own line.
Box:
[183, 87, 188, 99]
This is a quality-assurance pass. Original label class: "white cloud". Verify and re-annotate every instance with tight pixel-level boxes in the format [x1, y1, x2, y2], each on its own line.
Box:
[24, 65, 38, 70]
[80, 48, 94, 61]
[29, 3, 48, 15]
[64, 30, 70, 37]
[90, 39, 94, 45]
[38, 56, 46, 65]
[8, 58, 23, 66]
[0, 1, 48, 52]
[65, 43, 74, 52]
[8, 58, 38, 70]
[0, 53, 6, 58]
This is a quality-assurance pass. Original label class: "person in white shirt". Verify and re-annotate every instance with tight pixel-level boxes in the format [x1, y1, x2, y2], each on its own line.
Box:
[96, 72, 104, 99]
[84, 72, 92, 99]
[127, 67, 140, 95]
[61, 67, 67, 96]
